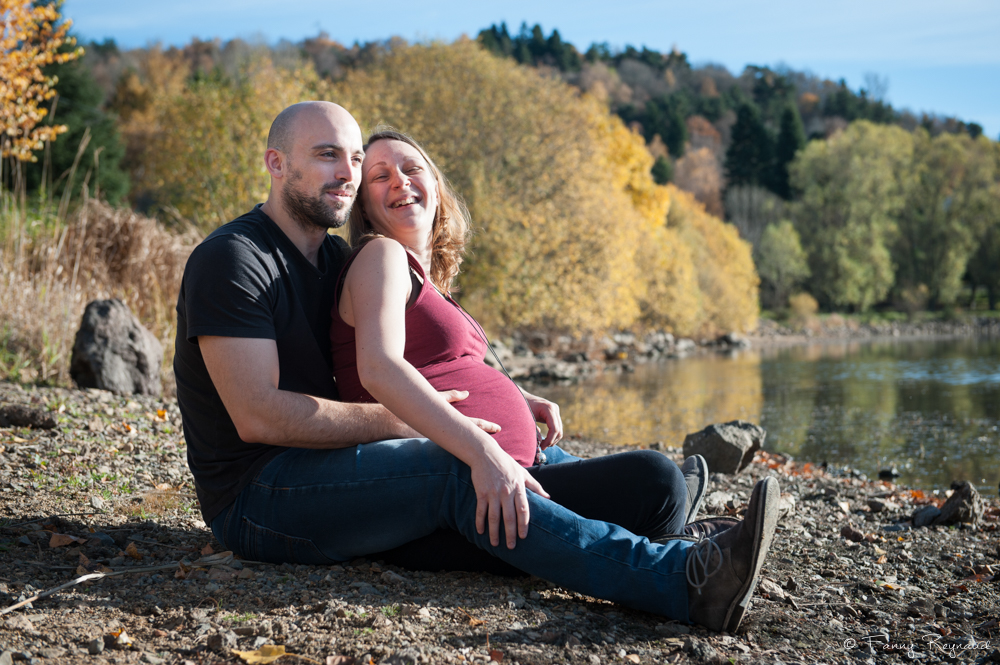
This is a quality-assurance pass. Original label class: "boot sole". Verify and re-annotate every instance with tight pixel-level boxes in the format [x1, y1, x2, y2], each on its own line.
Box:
[682, 454, 709, 524]
[722, 477, 779, 633]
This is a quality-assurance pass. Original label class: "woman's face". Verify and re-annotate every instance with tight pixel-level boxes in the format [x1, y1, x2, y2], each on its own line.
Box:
[360, 139, 439, 244]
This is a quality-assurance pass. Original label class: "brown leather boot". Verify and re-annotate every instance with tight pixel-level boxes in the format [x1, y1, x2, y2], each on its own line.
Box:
[650, 517, 740, 544]
[686, 477, 779, 633]
[682, 516, 740, 539]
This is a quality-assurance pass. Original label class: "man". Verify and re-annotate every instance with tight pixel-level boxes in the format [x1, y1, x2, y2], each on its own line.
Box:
[175, 101, 779, 631]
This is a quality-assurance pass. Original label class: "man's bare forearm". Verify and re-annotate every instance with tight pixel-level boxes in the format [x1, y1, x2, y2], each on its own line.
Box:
[244, 389, 411, 448]
[198, 336, 413, 449]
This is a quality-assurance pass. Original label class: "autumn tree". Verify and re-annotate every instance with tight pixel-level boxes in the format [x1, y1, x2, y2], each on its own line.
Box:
[665, 187, 759, 334]
[0, 0, 81, 164]
[332, 40, 758, 336]
[121, 52, 319, 230]
[756, 220, 810, 309]
[893, 131, 1000, 307]
[672, 147, 723, 217]
[790, 121, 914, 311]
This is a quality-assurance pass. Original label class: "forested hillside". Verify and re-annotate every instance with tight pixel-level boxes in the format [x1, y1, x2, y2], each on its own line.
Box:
[477, 23, 1000, 314]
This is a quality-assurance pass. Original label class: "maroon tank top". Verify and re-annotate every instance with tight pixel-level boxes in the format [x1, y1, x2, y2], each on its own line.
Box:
[330, 244, 537, 467]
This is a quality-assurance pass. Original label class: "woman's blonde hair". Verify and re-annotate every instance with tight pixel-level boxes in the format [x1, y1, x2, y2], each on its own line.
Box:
[349, 128, 470, 294]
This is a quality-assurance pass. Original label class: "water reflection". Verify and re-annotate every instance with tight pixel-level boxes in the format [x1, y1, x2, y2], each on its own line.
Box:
[533, 338, 1000, 491]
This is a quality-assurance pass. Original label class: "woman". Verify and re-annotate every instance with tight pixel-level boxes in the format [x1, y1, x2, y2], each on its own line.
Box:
[330, 130, 728, 571]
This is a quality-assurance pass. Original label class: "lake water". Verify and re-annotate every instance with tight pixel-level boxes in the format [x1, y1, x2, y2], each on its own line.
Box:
[531, 338, 1000, 492]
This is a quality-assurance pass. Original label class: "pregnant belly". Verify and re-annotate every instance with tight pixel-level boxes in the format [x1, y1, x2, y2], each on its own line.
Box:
[421, 357, 537, 467]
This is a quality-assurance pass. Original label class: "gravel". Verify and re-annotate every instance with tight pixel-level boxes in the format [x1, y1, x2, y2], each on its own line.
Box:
[1, 380, 998, 664]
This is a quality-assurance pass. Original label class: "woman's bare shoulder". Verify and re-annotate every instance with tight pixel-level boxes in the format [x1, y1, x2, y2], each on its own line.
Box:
[352, 237, 409, 270]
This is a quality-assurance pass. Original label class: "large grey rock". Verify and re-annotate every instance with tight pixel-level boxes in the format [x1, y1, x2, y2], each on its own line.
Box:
[935, 481, 984, 527]
[70, 299, 162, 396]
[910, 482, 985, 528]
[683, 420, 765, 474]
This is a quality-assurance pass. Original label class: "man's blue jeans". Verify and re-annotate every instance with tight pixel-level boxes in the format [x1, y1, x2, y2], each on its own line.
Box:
[211, 438, 693, 620]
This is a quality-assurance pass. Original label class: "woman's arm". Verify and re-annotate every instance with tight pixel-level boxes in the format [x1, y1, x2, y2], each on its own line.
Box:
[342, 238, 550, 549]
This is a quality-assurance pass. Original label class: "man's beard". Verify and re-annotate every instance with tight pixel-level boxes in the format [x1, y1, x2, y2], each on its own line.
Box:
[282, 169, 354, 231]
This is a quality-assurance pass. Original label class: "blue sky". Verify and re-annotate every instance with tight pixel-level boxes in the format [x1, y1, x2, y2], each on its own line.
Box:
[66, 0, 1000, 138]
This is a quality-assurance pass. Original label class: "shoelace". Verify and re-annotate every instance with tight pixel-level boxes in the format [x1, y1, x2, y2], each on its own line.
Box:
[685, 536, 723, 596]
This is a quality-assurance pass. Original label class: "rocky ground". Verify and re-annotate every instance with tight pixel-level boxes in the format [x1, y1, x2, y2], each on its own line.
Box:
[1, 380, 999, 665]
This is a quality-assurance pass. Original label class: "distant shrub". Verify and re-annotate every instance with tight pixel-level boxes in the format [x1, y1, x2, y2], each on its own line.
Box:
[788, 292, 819, 328]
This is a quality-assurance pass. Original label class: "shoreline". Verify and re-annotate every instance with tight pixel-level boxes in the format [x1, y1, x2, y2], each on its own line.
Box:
[496, 315, 1000, 384]
[0, 380, 997, 664]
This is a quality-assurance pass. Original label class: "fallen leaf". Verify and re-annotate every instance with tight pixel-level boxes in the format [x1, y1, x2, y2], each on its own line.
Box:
[458, 607, 484, 626]
[209, 565, 237, 581]
[489, 650, 504, 662]
[155, 483, 174, 491]
[152, 629, 168, 637]
[110, 629, 132, 648]
[625, 656, 641, 664]
[876, 555, 887, 564]
[873, 546, 887, 555]
[49, 533, 87, 548]
[156, 409, 167, 419]
[11, 436, 26, 443]
[232, 645, 288, 664]
[201, 543, 214, 556]
[125, 542, 142, 560]
[195, 551, 234, 566]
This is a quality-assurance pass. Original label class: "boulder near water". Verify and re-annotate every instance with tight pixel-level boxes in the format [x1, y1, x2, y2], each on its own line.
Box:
[70, 299, 163, 396]
[683, 420, 765, 474]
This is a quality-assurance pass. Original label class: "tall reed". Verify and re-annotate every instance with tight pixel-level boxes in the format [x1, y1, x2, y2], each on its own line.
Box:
[0, 184, 199, 389]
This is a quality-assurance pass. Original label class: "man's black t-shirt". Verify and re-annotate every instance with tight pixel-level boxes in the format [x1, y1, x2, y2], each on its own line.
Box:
[174, 205, 350, 523]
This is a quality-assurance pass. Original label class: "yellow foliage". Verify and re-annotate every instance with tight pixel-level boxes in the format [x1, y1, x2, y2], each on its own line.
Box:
[332, 41, 757, 336]
[665, 187, 759, 335]
[123, 55, 320, 231]
[333, 40, 654, 333]
[117, 39, 759, 337]
[0, 0, 82, 161]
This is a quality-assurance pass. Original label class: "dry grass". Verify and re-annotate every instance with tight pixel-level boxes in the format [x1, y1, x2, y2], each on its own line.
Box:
[127, 489, 193, 519]
[0, 197, 200, 389]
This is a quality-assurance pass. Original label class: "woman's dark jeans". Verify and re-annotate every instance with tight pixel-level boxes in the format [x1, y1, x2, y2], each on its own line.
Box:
[210, 439, 692, 620]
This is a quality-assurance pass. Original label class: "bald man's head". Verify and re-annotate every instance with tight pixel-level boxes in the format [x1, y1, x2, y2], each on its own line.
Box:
[267, 101, 358, 155]
[263, 101, 364, 232]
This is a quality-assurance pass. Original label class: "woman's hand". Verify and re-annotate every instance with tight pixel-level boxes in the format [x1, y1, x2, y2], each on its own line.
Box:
[470, 444, 550, 549]
[520, 389, 563, 449]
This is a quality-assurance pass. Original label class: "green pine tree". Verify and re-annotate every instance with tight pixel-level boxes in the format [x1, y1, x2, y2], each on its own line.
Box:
[651, 157, 673, 184]
[773, 104, 806, 199]
[24, 41, 129, 204]
[725, 103, 774, 190]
